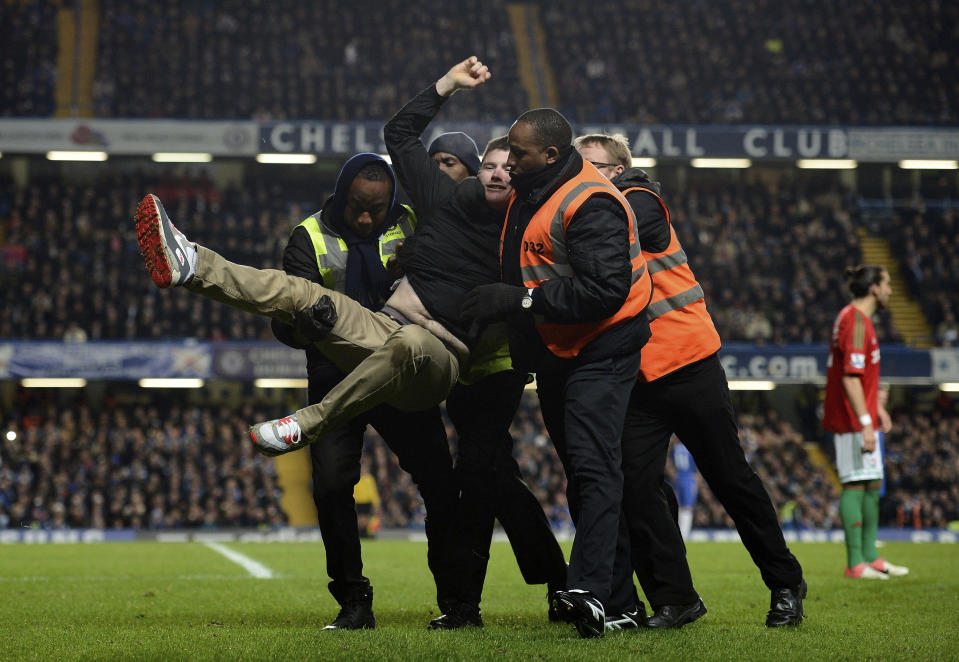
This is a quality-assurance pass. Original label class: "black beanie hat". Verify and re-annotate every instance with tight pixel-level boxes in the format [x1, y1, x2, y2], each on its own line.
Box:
[428, 132, 481, 176]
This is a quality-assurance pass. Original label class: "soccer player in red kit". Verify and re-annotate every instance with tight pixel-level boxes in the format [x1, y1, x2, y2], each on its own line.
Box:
[823, 265, 908, 579]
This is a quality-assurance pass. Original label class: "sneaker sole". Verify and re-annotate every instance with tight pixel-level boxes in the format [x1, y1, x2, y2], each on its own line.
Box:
[249, 428, 281, 458]
[135, 194, 180, 288]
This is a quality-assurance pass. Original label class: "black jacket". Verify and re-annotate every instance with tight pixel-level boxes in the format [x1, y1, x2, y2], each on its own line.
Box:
[612, 168, 671, 254]
[501, 150, 651, 370]
[383, 85, 503, 346]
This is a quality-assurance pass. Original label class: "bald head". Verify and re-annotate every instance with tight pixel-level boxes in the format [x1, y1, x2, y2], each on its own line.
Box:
[506, 108, 573, 175]
[515, 108, 573, 151]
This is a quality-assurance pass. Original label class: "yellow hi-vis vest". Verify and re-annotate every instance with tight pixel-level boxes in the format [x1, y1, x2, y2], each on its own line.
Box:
[296, 204, 416, 292]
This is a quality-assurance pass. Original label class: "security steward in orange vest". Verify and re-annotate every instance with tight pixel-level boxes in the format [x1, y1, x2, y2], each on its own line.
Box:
[461, 110, 653, 639]
[271, 153, 458, 631]
[575, 134, 806, 629]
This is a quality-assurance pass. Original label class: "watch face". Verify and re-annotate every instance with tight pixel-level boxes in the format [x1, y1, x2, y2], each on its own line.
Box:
[522, 295, 533, 309]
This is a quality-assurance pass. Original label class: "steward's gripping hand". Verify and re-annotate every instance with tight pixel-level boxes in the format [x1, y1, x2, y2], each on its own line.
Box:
[460, 283, 529, 323]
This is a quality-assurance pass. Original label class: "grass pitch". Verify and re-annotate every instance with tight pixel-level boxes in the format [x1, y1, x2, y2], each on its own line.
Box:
[1, 540, 956, 661]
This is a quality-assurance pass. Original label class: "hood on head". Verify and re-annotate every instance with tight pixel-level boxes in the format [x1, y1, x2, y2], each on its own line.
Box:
[327, 152, 398, 235]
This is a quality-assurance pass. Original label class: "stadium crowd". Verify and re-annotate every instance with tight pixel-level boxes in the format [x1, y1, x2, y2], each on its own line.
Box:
[0, 0, 956, 540]
[540, 0, 957, 125]
[0, 395, 287, 530]
[881, 401, 959, 530]
[2, 0, 956, 126]
[0, 170, 909, 345]
[895, 206, 959, 346]
[4, 389, 955, 532]
[668, 176, 899, 345]
[0, 172, 292, 342]
[92, 0, 524, 122]
[0, 0, 56, 118]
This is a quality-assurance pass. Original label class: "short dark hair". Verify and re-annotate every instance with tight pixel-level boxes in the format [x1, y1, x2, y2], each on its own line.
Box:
[482, 135, 509, 160]
[356, 162, 390, 182]
[845, 265, 885, 298]
[515, 108, 573, 150]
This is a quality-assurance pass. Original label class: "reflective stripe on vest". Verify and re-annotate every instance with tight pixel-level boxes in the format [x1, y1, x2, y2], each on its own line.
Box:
[297, 204, 416, 293]
[646, 283, 706, 320]
[507, 161, 653, 358]
[622, 186, 721, 381]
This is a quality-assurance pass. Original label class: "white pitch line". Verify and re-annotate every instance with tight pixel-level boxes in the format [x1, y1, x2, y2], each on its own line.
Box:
[204, 542, 274, 579]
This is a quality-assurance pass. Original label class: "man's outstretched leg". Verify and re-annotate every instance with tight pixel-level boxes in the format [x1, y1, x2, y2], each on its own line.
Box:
[136, 193, 328, 325]
[135, 194, 459, 457]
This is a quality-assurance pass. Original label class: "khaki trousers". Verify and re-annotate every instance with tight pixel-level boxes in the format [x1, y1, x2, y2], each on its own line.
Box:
[187, 245, 460, 440]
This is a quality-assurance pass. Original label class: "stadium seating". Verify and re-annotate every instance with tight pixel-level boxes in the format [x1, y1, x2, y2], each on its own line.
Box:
[0, 0, 56, 118]
[0, 396, 287, 530]
[892, 206, 959, 346]
[5, 390, 954, 531]
[1, 1, 956, 534]
[92, 0, 524, 121]
[4, 1, 955, 125]
[0, 169, 904, 345]
[540, 0, 957, 125]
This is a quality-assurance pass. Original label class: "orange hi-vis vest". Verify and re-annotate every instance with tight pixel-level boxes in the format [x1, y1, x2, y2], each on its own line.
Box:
[504, 162, 653, 358]
[623, 186, 721, 382]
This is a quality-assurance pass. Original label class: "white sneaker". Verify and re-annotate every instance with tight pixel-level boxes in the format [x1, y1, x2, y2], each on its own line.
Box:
[135, 193, 197, 288]
[845, 563, 889, 580]
[248, 414, 307, 457]
[870, 558, 909, 577]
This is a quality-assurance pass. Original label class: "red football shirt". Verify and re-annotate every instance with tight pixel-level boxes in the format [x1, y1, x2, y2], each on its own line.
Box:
[823, 304, 880, 433]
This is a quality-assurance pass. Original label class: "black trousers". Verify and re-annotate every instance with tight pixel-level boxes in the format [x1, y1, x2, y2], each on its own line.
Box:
[621, 353, 803, 607]
[442, 369, 567, 609]
[308, 379, 457, 606]
[536, 346, 643, 604]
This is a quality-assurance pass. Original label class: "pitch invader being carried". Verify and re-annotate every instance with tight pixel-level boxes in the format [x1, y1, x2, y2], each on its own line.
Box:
[823, 265, 908, 580]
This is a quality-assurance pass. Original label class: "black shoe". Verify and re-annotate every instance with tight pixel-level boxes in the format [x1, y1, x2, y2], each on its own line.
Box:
[766, 579, 807, 627]
[551, 589, 605, 638]
[645, 599, 706, 629]
[323, 600, 375, 630]
[605, 603, 647, 631]
[428, 602, 483, 630]
[547, 587, 564, 622]
[547, 565, 569, 622]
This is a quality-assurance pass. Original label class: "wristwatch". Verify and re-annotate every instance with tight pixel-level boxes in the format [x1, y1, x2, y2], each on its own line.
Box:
[521, 288, 534, 310]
